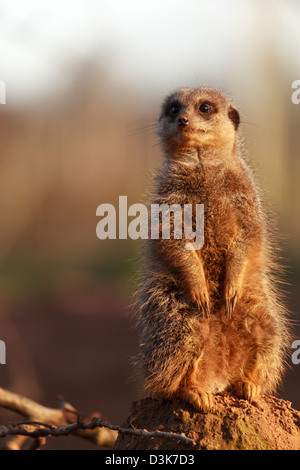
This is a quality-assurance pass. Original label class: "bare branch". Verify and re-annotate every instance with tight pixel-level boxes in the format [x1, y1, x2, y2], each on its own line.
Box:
[0, 387, 195, 448]
[0, 417, 194, 447]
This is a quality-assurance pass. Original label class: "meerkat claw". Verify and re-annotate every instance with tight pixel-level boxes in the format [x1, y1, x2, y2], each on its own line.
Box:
[200, 298, 211, 319]
[194, 299, 210, 318]
[225, 293, 237, 319]
[203, 301, 210, 319]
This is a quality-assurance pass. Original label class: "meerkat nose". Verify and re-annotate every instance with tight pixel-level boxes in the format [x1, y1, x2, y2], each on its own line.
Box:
[177, 116, 189, 127]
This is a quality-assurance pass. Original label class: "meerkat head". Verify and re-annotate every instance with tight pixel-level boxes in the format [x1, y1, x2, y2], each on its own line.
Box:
[158, 87, 240, 159]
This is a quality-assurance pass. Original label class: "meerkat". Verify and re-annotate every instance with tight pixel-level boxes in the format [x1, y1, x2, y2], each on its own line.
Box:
[134, 87, 290, 413]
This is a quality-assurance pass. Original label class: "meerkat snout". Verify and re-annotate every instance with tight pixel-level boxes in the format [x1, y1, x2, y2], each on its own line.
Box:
[177, 116, 189, 127]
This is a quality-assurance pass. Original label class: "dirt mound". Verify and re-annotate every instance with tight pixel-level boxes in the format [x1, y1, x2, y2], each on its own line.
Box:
[114, 393, 300, 450]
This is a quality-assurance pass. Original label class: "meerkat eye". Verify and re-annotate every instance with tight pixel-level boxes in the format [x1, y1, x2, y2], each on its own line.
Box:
[169, 103, 180, 117]
[199, 102, 214, 114]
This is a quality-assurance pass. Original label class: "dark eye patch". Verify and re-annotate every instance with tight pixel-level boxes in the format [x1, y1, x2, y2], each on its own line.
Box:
[166, 101, 181, 117]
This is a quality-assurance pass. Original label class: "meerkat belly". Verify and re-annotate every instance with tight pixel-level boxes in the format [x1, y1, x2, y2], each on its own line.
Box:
[193, 318, 233, 394]
[198, 196, 237, 293]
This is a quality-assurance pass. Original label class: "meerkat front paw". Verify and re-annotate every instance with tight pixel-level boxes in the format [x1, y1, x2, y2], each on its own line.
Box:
[189, 284, 210, 318]
[194, 390, 215, 413]
[233, 381, 261, 403]
[224, 283, 238, 319]
[179, 388, 215, 413]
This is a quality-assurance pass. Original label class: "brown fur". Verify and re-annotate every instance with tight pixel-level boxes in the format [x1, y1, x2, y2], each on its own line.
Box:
[134, 87, 290, 412]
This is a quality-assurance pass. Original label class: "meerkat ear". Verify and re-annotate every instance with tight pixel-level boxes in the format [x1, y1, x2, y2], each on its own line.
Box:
[228, 106, 240, 130]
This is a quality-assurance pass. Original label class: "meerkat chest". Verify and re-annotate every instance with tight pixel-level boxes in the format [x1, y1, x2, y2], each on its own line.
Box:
[202, 191, 238, 249]
[189, 173, 244, 248]
[159, 167, 255, 247]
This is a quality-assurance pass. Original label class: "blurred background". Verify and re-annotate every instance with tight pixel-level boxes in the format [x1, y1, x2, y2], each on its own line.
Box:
[0, 0, 299, 449]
